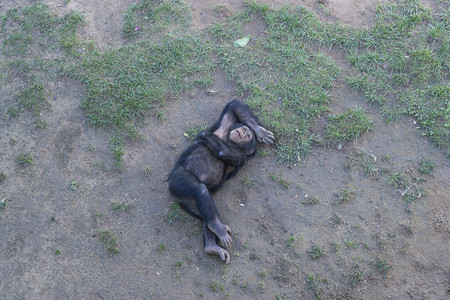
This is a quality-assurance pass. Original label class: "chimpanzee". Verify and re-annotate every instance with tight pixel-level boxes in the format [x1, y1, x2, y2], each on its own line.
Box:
[168, 99, 274, 263]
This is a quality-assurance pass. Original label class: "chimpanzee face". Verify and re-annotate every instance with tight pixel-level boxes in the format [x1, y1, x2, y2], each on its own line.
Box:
[229, 125, 256, 155]
[230, 125, 252, 143]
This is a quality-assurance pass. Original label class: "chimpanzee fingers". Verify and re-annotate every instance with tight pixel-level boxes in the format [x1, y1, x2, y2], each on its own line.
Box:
[221, 249, 231, 264]
[220, 235, 232, 249]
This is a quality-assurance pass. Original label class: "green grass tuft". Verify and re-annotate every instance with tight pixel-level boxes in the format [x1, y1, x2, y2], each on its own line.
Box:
[17, 152, 34, 166]
[97, 230, 120, 255]
[324, 108, 373, 144]
[17, 84, 46, 114]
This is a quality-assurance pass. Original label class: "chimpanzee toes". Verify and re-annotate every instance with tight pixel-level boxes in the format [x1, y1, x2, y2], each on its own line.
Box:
[205, 245, 231, 264]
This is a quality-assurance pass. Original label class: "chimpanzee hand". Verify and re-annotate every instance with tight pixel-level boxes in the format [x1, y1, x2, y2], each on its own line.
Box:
[197, 132, 229, 158]
[255, 126, 275, 144]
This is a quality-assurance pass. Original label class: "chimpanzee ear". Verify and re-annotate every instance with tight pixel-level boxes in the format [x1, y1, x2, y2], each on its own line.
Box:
[245, 145, 256, 156]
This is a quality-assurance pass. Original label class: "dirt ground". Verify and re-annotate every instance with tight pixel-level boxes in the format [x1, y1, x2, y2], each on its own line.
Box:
[1, 0, 449, 299]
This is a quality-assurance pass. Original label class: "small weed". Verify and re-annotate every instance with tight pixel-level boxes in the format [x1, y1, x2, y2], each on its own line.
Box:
[50, 216, 57, 222]
[331, 213, 344, 227]
[306, 274, 323, 299]
[418, 159, 434, 174]
[7, 107, 19, 118]
[211, 280, 225, 292]
[97, 230, 120, 255]
[70, 180, 79, 191]
[309, 244, 326, 259]
[85, 144, 96, 152]
[17, 152, 34, 166]
[398, 243, 410, 254]
[34, 118, 47, 129]
[155, 108, 167, 120]
[385, 171, 425, 202]
[350, 265, 363, 285]
[269, 173, 290, 188]
[344, 239, 358, 249]
[174, 260, 183, 268]
[158, 244, 166, 251]
[241, 175, 256, 188]
[143, 166, 151, 177]
[93, 212, 103, 225]
[375, 258, 391, 274]
[287, 235, 296, 247]
[1, 197, 11, 210]
[330, 241, 340, 252]
[0, 172, 6, 183]
[258, 148, 269, 157]
[302, 196, 319, 205]
[258, 269, 267, 278]
[334, 186, 355, 204]
[111, 201, 134, 214]
[386, 172, 409, 190]
[55, 249, 61, 255]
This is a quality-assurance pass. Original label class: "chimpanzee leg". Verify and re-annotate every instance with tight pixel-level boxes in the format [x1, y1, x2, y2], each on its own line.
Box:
[195, 183, 232, 248]
[203, 223, 230, 263]
[168, 166, 232, 248]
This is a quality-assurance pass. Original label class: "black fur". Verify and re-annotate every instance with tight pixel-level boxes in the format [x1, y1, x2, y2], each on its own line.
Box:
[168, 99, 271, 263]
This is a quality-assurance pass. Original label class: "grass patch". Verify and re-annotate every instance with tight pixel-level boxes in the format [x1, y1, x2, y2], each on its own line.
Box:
[67, 35, 213, 130]
[2, 0, 447, 169]
[211, 3, 340, 163]
[324, 108, 373, 144]
[17, 84, 47, 114]
[123, 0, 191, 40]
[418, 159, 435, 174]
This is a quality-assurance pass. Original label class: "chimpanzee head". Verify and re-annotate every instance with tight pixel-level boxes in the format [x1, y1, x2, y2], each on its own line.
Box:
[228, 123, 256, 155]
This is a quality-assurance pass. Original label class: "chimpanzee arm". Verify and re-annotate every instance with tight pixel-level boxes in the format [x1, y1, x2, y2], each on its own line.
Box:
[197, 132, 247, 168]
[212, 99, 275, 144]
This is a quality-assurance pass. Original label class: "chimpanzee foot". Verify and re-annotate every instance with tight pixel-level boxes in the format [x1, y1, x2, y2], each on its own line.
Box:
[208, 221, 232, 249]
[204, 245, 231, 264]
